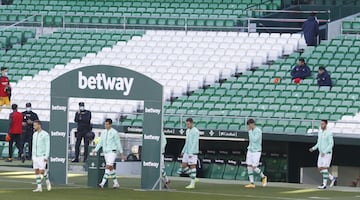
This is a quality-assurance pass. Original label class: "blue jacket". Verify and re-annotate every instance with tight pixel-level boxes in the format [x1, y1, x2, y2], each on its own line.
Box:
[291, 65, 312, 79]
[317, 70, 332, 87]
[302, 16, 319, 46]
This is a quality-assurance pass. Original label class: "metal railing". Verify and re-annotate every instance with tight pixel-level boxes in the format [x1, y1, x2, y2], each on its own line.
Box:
[245, 9, 330, 32]
[0, 9, 331, 33]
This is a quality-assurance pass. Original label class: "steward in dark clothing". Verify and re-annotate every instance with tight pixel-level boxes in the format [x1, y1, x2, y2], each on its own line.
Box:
[72, 102, 92, 162]
[302, 14, 319, 46]
[22, 102, 39, 160]
[291, 58, 312, 83]
[317, 66, 332, 87]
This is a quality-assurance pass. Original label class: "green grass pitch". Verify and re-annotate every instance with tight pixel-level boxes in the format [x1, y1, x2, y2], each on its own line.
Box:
[0, 169, 359, 200]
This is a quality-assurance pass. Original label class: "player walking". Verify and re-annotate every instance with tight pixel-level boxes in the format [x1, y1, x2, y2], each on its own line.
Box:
[32, 120, 51, 192]
[245, 119, 267, 188]
[93, 119, 126, 189]
[309, 120, 336, 189]
[177, 118, 199, 189]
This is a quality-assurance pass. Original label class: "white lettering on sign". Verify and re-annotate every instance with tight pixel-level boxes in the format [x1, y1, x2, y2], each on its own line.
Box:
[50, 157, 66, 163]
[142, 161, 159, 168]
[78, 71, 134, 96]
[144, 107, 161, 115]
[51, 105, 67, 111]
[143, 134, 160, 142]
[51, 131, 66, 138]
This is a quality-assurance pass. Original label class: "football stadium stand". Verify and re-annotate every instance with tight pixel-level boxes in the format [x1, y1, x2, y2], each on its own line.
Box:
[154, 35, 360, 135]
[0, 0, 282, 27]
[342, 14, 360, 34]
[0, 30, 305, 124]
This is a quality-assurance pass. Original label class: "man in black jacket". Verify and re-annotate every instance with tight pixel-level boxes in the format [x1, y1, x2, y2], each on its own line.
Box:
[22, 102, 39, 160]
[72, 102, 92, 162]
[302, 13, 319, 46]
[317, 66, 332, 87]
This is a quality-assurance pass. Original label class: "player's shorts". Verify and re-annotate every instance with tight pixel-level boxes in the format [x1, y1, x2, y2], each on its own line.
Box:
[246, 151, 261, 167]
[33, 156, 46, 170]
[104, 152, 117, 166]
[182, 154, 198, 165]
[0, 96, 10, 107]
[317, 152, 332, 168]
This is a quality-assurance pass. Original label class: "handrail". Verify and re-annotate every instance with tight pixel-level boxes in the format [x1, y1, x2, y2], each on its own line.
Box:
[247, 9, 330, 14]
[0, 14, 38, 31]
[246, 17, 330, 23]
[0, 12, 331, 33]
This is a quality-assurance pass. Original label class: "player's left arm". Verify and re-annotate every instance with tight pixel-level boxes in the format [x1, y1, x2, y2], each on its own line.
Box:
[324, 132, 334, 153]
[114, 132, 123, 154]
[114, 131, 125, 160]
[44, 132, 50, 160]
[252, 130, 261, 143]
[188, 130, 199, 156]
[310, 136, 320, 152]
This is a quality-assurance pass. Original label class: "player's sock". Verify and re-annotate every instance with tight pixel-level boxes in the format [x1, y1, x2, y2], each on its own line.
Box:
[162, 169, 169, 182]
[247, 167, 254, 183]
[110, 170, 119, 185]
[183, 167, 190, 174]
[100, 169, 110, 185]
[43, 172, 49, 181]
[36, 174, 42, 188]
[320, 169, 329, 186]
[189, 168, 197, 184]
[177, 166, 190, 174]
[328, 173, 334, 180]
[254, 167, 265, 178]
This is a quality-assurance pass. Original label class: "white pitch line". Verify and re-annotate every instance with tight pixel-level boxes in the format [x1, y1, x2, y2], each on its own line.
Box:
[168, 190, 308, 200]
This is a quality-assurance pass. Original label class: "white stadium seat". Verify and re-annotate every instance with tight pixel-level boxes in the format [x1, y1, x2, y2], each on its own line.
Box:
[2, 30, 303, 122]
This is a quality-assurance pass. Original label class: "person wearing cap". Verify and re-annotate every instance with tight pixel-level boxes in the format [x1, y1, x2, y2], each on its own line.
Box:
[291, 58, 312, 84]
[317, 66, 332, 87]
[6, 104, 24, 162]
[72, 102, 92, 162]
[302, 13, 319, 46]
[0, 67, 11, 108]
[22, 102, 39, 160]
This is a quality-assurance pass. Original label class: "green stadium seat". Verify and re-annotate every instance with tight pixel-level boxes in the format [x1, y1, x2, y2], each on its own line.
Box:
[164, 157, 176, 177]
[222, 160, 239, 180]
[201, 159, 213, 178]
[209, 159, 226, 179]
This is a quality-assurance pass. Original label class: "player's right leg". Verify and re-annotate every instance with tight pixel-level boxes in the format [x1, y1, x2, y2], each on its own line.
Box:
[185, 155, 199, 189]
[33, 157, 43, 192]
[317, 153, 335, 189]
[245, 151, 255, 188]
[177, 154, 190, 175]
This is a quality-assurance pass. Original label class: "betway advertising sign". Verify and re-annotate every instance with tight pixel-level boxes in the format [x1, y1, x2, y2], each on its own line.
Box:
[51, 65, 162, 101]
[50, 65, 164, 190]
[78, 71, 134, 96]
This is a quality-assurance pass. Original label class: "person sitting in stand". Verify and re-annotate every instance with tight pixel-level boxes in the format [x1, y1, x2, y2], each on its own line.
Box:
[317, 66, 332, 87]
[291, 58, 312, 84]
